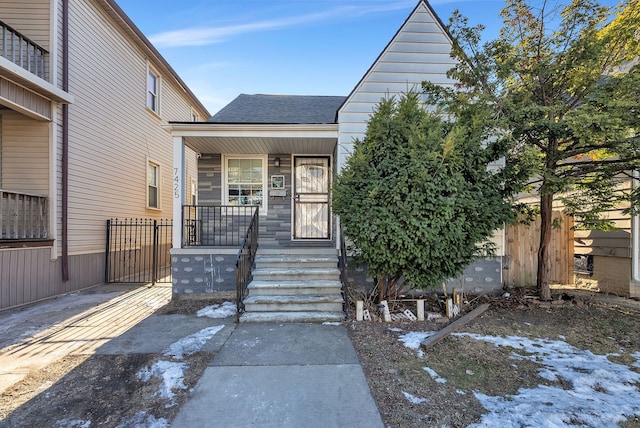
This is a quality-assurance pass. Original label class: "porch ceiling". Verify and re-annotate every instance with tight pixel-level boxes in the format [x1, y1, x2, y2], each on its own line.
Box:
[166, 123, 339, 155]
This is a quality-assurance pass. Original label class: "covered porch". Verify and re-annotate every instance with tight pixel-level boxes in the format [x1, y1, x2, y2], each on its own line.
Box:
[167, 95, 347, 321]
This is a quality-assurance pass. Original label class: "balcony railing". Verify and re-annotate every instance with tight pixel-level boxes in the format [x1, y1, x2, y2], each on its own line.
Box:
[0, 20, 48, 80]
[182, 205, 259, 247]
[0, 190, 49, 240]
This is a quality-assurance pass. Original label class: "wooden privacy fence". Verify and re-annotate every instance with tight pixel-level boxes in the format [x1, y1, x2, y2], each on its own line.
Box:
[504, 212, 574, 288]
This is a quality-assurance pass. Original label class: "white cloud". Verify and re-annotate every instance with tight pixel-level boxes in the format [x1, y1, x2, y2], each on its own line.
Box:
[149, 2, 415, 48]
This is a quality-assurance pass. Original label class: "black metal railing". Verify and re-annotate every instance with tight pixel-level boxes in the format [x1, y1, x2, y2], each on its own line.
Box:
[338, 223, 349, 318]
[183, 205, 259, 247]
[0, 20, 48, 80]
[235, 207, 259, 322]
[105, 218, 172, 284]
[0, 190, 48, 240]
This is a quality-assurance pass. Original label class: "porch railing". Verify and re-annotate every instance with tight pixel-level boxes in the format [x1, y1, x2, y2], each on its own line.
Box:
[0, 20, 48, 80]
[182, 205, 259, 247]
[235, 207, 259, 321]
[0, 190, 48, 240]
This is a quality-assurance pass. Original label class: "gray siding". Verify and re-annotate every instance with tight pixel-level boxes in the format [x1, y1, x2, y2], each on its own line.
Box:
[337, 3, 457, 170]
[262, 155, 292, 246]
[0, 248, 104, 310]
[197, 154, 222, 205]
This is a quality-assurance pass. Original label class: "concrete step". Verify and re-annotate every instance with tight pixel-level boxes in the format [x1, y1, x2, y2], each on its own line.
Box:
[239, 311, 345, 323]
[257, 247, 337, 256]
[252, 267, 340, 282]
[255, 256, 338, 269]
[247, 280, 342, 296]
[244, 295, 344, 312]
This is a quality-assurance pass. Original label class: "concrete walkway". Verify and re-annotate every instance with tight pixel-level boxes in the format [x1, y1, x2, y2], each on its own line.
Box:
[0, 283, 383, 427]
[172, 322, 383, 428]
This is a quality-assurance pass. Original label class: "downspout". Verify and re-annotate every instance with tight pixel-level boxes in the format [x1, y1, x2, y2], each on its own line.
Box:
[61, 0, 69, 281]
[632, 170, 640, 296]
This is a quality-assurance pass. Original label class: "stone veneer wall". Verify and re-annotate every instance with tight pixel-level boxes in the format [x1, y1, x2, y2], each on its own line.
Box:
[346, 257, 504, 295]
[171, 249, 237, 297]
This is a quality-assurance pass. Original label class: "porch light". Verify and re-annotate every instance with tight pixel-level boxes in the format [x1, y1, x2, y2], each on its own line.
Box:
[274, 157, 280, 167]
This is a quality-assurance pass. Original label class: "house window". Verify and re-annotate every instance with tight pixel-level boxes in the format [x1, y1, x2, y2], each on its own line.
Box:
[191, 179, 197, 205]
[147, 68, 159, 113]
[191, 109, 199, 122]
[148, 161, 159, 209]
[225, 157, 264, 207]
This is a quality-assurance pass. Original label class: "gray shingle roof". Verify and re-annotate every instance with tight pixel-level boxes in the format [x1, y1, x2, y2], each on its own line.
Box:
[208, 94, 346, 124]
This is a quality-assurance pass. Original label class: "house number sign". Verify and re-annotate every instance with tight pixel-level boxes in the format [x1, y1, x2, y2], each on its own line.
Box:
[173, 168, 180, 199]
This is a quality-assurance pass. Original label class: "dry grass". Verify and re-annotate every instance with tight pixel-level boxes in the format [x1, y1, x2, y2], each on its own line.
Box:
[347, 289, 640, 427]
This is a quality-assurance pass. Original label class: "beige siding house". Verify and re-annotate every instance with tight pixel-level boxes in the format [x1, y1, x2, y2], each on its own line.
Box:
[0, 0, 209, 309]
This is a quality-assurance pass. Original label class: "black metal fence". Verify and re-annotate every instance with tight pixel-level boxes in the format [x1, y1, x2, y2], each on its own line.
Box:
[183, 205, 259, 247]
[105, 218, 172, 284]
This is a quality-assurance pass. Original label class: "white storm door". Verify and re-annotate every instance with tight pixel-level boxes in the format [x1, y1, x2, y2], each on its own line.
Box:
[293, 156, 330, 239]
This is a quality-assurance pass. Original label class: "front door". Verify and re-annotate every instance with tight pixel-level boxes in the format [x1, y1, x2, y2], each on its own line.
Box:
[293, 156, 330, 239]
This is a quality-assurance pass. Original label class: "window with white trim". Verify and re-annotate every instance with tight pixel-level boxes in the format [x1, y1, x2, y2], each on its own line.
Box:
[147, 67, 160, 113]
[225, 157, 265, 207]
[191, 179, 197, 205]
[147, 161, 160, 209]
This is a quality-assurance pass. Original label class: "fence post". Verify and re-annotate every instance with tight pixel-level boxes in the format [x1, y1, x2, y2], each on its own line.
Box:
[152, 219, 158, 285]
[105, 219, 111, 283]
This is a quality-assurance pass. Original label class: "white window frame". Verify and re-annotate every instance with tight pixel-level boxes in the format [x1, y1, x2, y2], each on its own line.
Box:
[147, 159, 161, 210]
[190, 178, 197, 205]
[147, 64, 160, 115]
[222, 154, 268, 214]
[191, 109, 200, 122]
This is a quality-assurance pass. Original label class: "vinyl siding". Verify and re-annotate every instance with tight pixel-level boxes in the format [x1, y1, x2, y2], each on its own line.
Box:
[337, 3, 457, 170]
[60, 0, 199, 255]
[0, 111, 49, 194]
[0, 248, 105, 310]
[574, 201, 632, 258]
[336, 2, 506, 256]
[0, 0, 51, 51]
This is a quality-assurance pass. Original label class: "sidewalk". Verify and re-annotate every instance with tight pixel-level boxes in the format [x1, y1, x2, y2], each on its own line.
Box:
[0, 283, 383, 427]
[172, 322, 383, 428]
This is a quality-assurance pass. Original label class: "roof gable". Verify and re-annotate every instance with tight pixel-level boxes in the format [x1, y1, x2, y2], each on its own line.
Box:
[208, 94, 347, 124]
[338, 0, 455, 114]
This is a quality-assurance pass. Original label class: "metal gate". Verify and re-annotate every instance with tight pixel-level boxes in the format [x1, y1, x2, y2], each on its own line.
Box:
[105, 218, 172, 284]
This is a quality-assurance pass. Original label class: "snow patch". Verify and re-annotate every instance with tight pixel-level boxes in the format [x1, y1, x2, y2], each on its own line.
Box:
[398, 331, 434, 350]
[137, 360, 187, 401]
[633, 351, 640, 369]
[322, 322, 341, 326]
[452, 333, 640, 427]
[423, 367, 447, 383]
[55, 419, 91, 428]
[402, 391, 429, 404]
[163, 325, 224, 360]
[116, 411, 168, 428]
[388, 327, 403, 332]
[196, 301, 236, 318]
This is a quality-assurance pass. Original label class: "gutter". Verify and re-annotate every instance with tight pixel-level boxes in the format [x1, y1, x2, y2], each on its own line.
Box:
[61, 0, 69, 281]
[632, 170, 640, 297]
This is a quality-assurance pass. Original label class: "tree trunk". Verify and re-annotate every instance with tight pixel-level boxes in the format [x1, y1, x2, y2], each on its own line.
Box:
[537, 193, 553, 301]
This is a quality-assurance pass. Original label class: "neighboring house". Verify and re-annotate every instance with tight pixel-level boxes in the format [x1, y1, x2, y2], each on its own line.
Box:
[168, 0, 506, 311]
[513, 190, 640, 298]
[0, 0, 208, 310]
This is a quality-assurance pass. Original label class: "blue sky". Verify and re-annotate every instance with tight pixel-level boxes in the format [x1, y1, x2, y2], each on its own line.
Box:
[114, 0, 618, 116]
